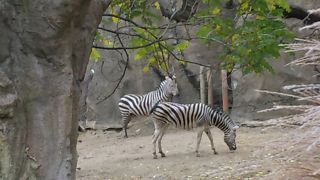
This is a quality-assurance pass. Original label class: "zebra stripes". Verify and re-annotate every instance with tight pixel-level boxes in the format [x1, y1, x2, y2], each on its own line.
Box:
[118, 76, 178, 138]
[150, 102, 239, 158]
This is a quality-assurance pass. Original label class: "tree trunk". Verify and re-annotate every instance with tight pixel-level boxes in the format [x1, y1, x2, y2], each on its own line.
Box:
[207, 68, 213, 107]
[200, 66, 207, 104]
[221, 70, 229, 113]
[0, 0, 110, 179]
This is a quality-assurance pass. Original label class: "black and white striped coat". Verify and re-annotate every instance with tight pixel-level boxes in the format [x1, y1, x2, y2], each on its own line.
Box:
[118, 76, 178, 137]
[150, 102, 239, 158]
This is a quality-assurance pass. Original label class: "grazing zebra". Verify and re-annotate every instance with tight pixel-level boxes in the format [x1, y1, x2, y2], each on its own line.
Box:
[150, 102, 239, 159]
[118, 76, 179, 138]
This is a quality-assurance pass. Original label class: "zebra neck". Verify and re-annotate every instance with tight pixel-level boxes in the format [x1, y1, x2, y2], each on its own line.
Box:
[209, 111, 231, 133]
[155, 86, 171, 101]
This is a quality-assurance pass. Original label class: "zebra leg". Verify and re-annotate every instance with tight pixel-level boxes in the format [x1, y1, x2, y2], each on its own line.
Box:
[152, 121, 162, 159]
[158, 124, 168, 157]
[195, 128, 204, 157]
[122, 114, 131, 138]
[204, 127, 218, 155]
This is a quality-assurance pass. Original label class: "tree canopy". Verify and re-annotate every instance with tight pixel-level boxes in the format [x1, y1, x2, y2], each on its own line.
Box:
[90, 0, 294, 74]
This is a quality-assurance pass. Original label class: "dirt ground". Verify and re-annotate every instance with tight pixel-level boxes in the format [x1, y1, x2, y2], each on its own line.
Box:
[76, 122, 320, 180]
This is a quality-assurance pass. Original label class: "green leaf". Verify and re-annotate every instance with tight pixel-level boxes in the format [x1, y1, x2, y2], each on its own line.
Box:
[134, 48, 148, 61]
[95, 31, 103, 42]
[133, 27, 146, 34]
[129, 37, 146, 47]
[196, 26, 212, 38]
[174, 41, 190, 51]
[275, 0, 290, 12]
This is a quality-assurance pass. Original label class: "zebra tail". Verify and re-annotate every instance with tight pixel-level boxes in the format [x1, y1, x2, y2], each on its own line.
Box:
[150, 100, 161, 114]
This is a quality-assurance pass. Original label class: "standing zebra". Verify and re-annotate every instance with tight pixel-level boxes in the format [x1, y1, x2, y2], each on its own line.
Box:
[150, 102, 239, 159]
[119, 76, 179, 138]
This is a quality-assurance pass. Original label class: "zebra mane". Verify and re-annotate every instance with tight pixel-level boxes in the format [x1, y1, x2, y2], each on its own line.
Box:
[212, 105, 223, 112]
[208, 107, 237, 131]
[158, 79, 169, 90]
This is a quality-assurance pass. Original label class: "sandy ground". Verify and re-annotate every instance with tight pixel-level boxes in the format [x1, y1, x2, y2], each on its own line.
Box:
[75, 121, 320, 180]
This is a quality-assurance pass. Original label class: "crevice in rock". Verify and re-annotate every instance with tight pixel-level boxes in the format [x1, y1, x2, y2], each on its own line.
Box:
[179, 64, 200, 92]
[284, 5, 320, 24]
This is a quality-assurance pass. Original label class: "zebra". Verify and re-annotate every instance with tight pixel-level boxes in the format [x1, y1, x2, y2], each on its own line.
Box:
[118, 76, 179, 138]
[150, 101, 239, 159]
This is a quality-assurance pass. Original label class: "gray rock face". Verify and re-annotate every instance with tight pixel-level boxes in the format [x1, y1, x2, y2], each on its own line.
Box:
[287, 0, 320, 10]
[0, 71, 17, 119]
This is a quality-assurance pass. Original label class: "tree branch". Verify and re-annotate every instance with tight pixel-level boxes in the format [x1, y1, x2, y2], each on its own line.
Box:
[96, 29, 130, 104]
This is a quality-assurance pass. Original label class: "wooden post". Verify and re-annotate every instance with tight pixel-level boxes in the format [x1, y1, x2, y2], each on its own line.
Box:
[200, 66, 206, 104]
[207, 68, 213, 107]
[221, 70, 229, 113]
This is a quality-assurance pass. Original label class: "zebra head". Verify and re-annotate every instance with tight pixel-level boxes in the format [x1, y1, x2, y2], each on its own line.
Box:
[224, 125, 239, 151]
[164, 75, 179, 96]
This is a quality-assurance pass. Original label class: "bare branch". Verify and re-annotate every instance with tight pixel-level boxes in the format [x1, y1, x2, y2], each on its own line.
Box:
[96, 30, 130, 104]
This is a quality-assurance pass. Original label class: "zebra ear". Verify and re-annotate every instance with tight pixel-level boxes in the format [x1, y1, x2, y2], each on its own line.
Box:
[232, 125, 239, 130]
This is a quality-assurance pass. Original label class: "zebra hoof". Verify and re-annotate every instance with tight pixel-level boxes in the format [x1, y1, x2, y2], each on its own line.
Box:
[153, 152, 157, 159]
[214, 151, 218, 155]
[196, 152, 200, 157]
[159, 152, 166, 157]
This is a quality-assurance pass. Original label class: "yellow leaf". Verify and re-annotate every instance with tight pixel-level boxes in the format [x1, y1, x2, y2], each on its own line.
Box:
[256, 15, 265, 20]
[231, 34, 240, 43]
[178, 59, 187, 65]
[255, 171, 264, 177]
[143, 66, 150, 73]
[134, 53, 143, 61]
[240, 1, 249, 11]
[102, 40, 113, 47]
[111, 8, 120, 23]
[154, 2, 160, 10]
[148, 56, 157, 64]
[112, 16, 120, 23]
[211, 8, 220, 15]
[215, 25, 221, 31]
[118, 3, 124, 8]
[90, 48, 101, 62]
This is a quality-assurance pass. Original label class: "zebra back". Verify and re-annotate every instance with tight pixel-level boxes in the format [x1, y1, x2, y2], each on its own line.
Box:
[151, 102, 238, 132]
[119, 77, 178, 116]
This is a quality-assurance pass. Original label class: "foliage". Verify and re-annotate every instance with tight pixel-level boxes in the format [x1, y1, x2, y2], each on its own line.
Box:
[194, 0, 294, 74]
[92, 0, 295, 74]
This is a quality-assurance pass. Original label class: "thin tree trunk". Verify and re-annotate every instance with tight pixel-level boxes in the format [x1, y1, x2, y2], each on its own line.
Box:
[207, 68, 213, 107]
[221, 70, 229, 113]
[200, 66, 207, 104]
[79, 70, 95, 131]
[0, 0, 110, 179]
